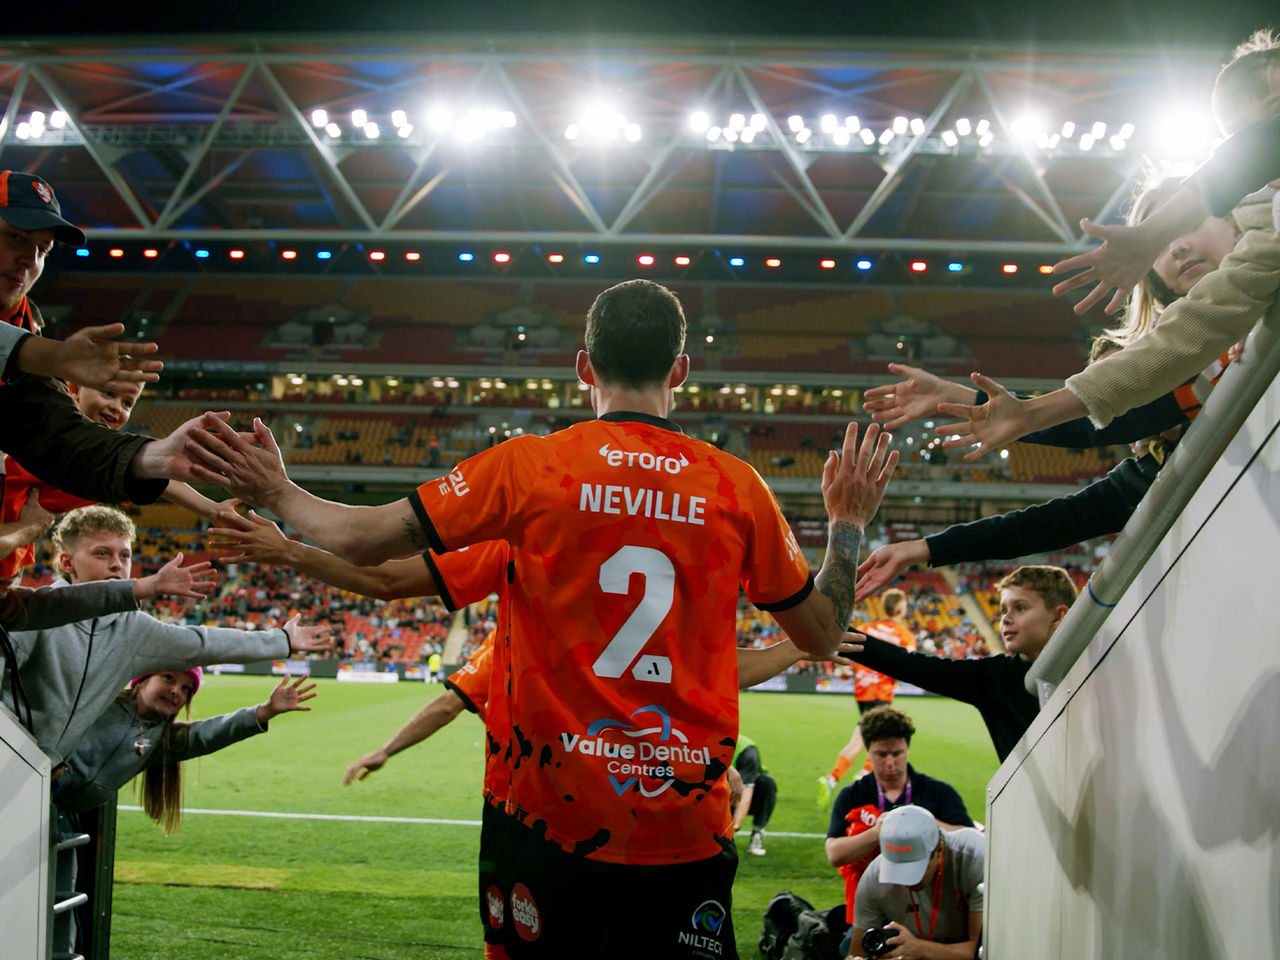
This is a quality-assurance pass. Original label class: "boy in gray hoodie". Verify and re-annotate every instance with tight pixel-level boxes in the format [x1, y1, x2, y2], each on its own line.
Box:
[5, 504, 333, 766]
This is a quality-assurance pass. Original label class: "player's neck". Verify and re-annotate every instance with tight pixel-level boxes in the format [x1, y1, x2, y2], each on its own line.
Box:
[592, 384, 674, 420]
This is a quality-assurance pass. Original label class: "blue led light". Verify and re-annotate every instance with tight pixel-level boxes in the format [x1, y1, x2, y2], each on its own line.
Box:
[584, 254, 600, 264]
[728, 257, 745, 267]
[947, 262, 963, 272]
[316, 250, 333, 260]
[856, 259, 873, 270]
[75, 247, 90, 257]
[194, 249, 210, 259]
[458, 252, 474, 262]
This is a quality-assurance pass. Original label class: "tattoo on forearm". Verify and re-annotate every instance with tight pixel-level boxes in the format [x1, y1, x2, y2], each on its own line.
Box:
[401, 514, 426, 549]
[816, 521, 863, 629]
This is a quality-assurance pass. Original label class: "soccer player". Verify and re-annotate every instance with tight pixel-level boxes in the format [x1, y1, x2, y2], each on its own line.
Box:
[818, 587, 917, 806]
[185, 278, 898, 959]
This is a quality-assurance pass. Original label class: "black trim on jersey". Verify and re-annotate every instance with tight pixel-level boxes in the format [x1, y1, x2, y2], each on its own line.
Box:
[410, 490, 446, 553]
[754, 572, 814, 612]
[598, 410, 685, 434]
[444, 678, 480, 715]
[421, 550, 456, 611]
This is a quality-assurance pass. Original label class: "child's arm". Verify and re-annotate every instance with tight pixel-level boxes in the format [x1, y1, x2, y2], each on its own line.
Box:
[132, 553, 218, 602]
[167, 676, 317, 761]
[0, 489, 55, 560]
[862, 362, 978, 429]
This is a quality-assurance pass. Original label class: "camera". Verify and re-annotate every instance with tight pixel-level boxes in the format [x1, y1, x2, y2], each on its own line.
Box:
[861, 925, 896, 958]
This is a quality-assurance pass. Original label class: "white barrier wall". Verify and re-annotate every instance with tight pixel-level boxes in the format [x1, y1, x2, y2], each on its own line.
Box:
[985, 365, 1280, 958]
[0, 704, 50, 957]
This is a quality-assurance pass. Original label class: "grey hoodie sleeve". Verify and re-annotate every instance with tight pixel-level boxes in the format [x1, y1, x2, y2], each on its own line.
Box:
[158, 706, 266, 762]
[128, 619, 291, 675]
[0, 579, 139, 632]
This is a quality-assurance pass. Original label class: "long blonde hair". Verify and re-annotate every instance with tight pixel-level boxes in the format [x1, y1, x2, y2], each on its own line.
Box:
[117, 686, 192, 834]
[1099, 176, 1181, 350]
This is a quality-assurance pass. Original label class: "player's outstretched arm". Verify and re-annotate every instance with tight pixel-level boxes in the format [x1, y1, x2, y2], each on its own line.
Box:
[185, 414, 422, 566]
[208, 506, 437, 601]
[343, 689, 467, 785]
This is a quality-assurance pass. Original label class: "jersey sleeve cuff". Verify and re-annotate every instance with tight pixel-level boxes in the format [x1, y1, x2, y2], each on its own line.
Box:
[421, 551, 457, 611]
[409, 490, 446, 553]
[753, 572, 814, 612]
[444, 679, 480, 715]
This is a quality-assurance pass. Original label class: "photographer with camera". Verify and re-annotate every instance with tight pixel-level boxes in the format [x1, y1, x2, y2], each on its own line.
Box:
[848, 805, 983, 960]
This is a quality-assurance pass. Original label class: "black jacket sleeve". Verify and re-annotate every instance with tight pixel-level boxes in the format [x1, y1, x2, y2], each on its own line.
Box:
[0, 372, 167, 504]
[851, 638, 994, 707]
[1184, 111, 1280, 217]
[924, 454, 1160, 566]
[976, 389, 1187, 448]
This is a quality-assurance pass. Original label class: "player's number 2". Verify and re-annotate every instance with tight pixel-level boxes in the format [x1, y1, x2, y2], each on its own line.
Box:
[591, 545, 675, 684]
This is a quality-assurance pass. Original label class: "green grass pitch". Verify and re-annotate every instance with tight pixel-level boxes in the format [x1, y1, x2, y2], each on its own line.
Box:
[108, 675, 999, 959]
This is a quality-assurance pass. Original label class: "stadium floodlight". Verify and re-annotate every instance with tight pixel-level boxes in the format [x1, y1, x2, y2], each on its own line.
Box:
[351, 109, 367, 128]
[878, 129, 895, 145]
[1150, 108, 1216, 160]
[955, 117, 972, 136]
[29, 111, 45, 135]
[689, 110, 710, 133]
[1109, 134, 1126, 151]
[941, 129, 959, 147]
[49, 110, 67, 129]
[1118, 122, 1135, 140]
[729, 113, 745, 131]
[750, 113, 767, 131]
[976, 118, 990, 136]
[724, 128, 739, 143]
[500, 111, 516, 128]
[844, 115, 860, 131]
[706, 126, 721, 142]
[624, 123, 642, 143]
[391, 109, 407, 128]
[820, 113, 838, 133]
[741, 128, 756, 144]
[1091, 121, 1106, 140]
[892, 116, 908, 135]
[311, 109, 328, 128]
[1060, 121, 1076, 138]
[364, 122, 380, 139]
[427, 106, 452, 132]
[398, 124, 413, 138]
[564, 124, 580, 141]
[1078, 133, 1096, 151]
[909, 117, 925, 136]
[796, 128, 812, 144]
[325, 122, 341, 138]
[787, 114, 804, 133]
[15, 122, 30, 140]
[833, 129, 850, 146]
[1010, 112, 1045, 143]
[859, 128, 876, 145]
[978, 131, 995, 147]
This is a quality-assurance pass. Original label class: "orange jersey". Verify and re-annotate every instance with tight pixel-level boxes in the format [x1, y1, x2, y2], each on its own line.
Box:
[446, 630, 496, 720]
[412, 412, 812, 865]
[427, 540, 510, 612]
[852, 617, 917, 702]
[1, 456, 96, 580]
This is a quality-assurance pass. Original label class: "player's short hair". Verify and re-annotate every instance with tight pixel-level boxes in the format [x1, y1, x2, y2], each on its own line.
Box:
[52, 504, 135, 553]
[859, 705, 915, 747]
[1212, 29, 1280, 133]
[882, 588, 908, 618]
[996, 565, 1078, 612]
[584, 279, 687, 389]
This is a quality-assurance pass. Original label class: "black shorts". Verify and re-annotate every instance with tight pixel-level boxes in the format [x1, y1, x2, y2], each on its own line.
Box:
[856, 699, 891, 716]
[478, 803, 738, 959]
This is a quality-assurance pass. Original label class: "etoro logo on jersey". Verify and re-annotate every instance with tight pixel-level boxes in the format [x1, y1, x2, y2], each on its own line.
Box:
[559, 704, 711, 798]
[598, 442, 688, 474]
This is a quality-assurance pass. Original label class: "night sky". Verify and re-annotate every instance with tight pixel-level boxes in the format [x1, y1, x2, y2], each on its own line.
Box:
[16, 0, 1280, 51]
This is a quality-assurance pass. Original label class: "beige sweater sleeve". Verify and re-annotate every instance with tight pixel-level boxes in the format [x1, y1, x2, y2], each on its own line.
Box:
[1066, 204, 1280, 427]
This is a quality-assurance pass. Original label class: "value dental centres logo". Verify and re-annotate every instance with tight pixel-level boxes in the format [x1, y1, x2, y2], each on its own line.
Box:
[558, 704, 712, 797]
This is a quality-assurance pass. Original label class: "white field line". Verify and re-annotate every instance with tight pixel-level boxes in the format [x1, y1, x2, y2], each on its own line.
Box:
[117, 805, 827, 838]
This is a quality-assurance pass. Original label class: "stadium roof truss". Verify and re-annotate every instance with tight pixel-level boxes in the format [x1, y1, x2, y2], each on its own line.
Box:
[0, 34, 1225, 255]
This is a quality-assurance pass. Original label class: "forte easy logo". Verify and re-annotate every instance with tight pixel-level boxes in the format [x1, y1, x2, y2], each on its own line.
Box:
[559, 704, 711, 798]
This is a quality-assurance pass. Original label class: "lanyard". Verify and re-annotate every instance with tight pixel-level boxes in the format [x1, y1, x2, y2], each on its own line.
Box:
[876, 775, 911, 812]
[906, 844, 945, 941]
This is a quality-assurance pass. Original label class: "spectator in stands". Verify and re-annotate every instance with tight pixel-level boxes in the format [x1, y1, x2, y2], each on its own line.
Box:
[936, 32, 1280, 453]
[731, 734, 776, 856]
[818, 588, 916, 807]
[1, 379, 232, 587]
[848, 805, 984, 960]
[825, 707, 973, 936]
[0, 169, 216, 505]
[845, 566, 1077, 763]
[53, 670, 316, 955]
[3, 504, 332, 767]
[857, 178, 1246, 593]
